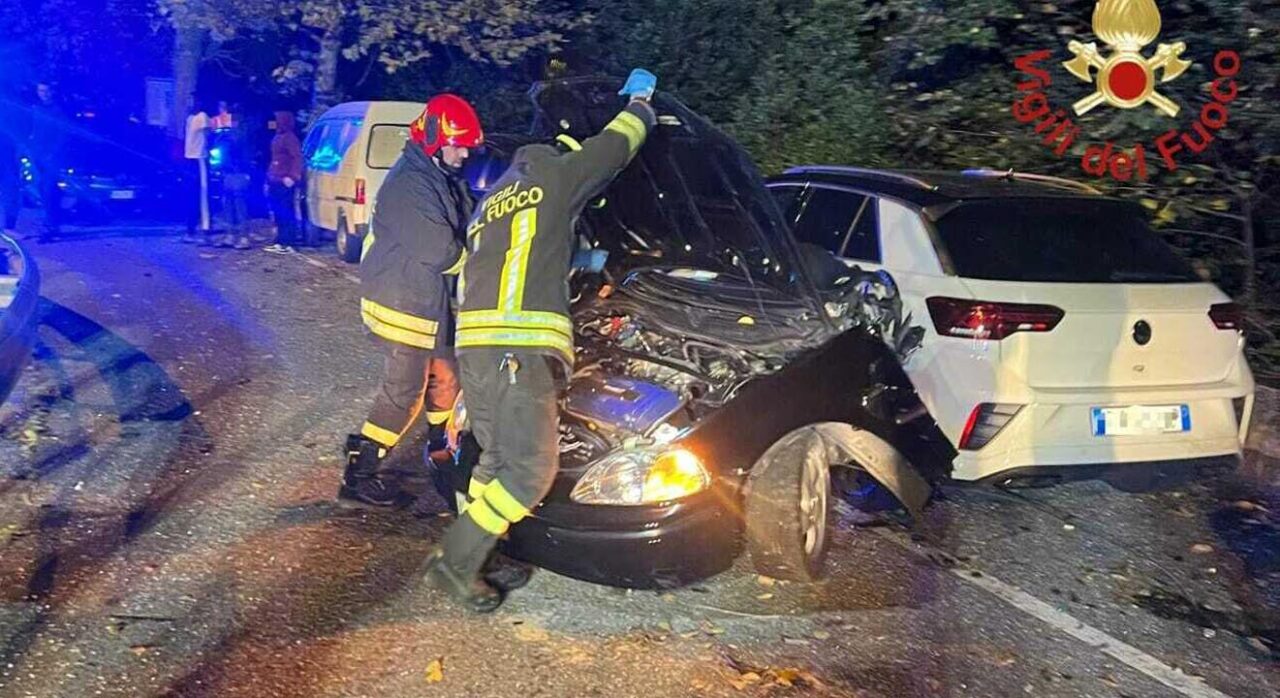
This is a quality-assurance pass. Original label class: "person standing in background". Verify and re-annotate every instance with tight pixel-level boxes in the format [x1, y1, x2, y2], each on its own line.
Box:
[181, 97, 211, 244]
[212, 106, 252, 250]
[29, 82, 67, 241]
[263, 110, 302, 254]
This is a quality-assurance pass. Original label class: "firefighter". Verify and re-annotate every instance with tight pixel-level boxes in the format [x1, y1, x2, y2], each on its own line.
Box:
[342, 94, 484, 507]
[423, 70, 658, 611]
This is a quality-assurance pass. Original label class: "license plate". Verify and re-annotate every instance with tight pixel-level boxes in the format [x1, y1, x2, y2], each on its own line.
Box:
[1092, 405, 1190, 436]
[109, 190, 135, 200]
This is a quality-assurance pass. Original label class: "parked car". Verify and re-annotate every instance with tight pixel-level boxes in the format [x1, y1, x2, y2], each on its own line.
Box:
[301, 101, 423, 262]
[432, 79, 952, 589]
[765, 167, 1255, 484]
[0, 233, 39, 406]
[22, 115, 186, 224]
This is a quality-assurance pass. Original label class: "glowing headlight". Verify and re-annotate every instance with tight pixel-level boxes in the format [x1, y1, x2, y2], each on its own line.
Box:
[570, 447, 709, 505]
[445, 394, 468, 452]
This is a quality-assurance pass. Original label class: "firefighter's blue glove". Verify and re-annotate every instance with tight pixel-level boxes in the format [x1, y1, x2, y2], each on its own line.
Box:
[618, 69, 657, 100]
[572, 248, 609, 273]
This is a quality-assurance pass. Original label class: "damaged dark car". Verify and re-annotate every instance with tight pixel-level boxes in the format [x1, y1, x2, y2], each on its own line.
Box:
[435, 79, 952, 589]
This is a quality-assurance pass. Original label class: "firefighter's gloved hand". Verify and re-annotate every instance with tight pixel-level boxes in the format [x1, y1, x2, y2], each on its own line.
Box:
[571, 249, 609, 273]
[618, 69, 657, 101]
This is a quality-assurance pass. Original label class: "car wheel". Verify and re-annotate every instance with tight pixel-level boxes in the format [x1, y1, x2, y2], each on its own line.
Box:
[336, 218, 361, 263]
[745, 428, 832, 582]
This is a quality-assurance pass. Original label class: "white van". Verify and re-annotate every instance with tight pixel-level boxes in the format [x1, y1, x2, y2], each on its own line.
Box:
[302, 101, 423, 262]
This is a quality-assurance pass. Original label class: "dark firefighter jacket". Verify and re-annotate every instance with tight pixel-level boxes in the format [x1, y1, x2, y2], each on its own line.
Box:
[457, 101, 655, 365]
[360, 141, 473, 350]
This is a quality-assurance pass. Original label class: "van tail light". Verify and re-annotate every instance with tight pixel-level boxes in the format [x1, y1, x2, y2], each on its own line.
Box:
[958, 403, 1023, 450]
[926, 297, 1064, 341]
[355, 178, 367, 205]
[1209, 302, 1243, 331]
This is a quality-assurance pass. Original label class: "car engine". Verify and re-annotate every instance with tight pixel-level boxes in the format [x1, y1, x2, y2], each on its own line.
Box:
[557, 265, 922, 469]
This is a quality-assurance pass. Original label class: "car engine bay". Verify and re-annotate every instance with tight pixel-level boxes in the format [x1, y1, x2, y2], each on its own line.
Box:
[557, 264, 925, 470]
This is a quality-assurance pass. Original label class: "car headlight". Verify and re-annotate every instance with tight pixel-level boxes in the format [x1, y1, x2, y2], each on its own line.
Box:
[445, 394, 468, 452]
[570, 447, 709, 505]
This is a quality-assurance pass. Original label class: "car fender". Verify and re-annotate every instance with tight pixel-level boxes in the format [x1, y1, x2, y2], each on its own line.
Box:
[746, 422, 930, 521]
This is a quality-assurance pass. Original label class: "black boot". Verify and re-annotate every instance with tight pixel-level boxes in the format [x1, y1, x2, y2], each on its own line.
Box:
[338, 434, 402, 507]
[423, 516, 502, 612]
[483, 555, 533, 592]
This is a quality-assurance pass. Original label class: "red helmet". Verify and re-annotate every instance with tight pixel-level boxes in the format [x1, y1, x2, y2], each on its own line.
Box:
[409, 94, 484, 156]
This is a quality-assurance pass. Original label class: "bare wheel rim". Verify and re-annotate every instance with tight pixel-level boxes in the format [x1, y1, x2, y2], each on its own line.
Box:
[336, 227, 348, 255]
[800, 454, 829, 556]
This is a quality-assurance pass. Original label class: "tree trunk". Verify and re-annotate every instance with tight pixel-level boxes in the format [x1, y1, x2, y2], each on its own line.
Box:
[1242, 193, 1257, 310]
[312, 28, 342, 114]
[170, 25, 204, 141]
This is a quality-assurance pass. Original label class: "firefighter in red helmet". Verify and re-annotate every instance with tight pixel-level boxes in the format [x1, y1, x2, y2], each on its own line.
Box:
[341, 94, 484, 506]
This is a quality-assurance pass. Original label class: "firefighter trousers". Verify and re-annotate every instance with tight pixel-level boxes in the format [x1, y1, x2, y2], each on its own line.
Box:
[437, 349, 561, 578]
[361, 339, 460, 451]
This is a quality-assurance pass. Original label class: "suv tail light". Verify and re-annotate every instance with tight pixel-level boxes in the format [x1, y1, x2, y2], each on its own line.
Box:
[1209, 302, 1242, 331]
[355, 178, 367, 205]
[926, 297, 1064, 341]
[958, 403, 1023, 450]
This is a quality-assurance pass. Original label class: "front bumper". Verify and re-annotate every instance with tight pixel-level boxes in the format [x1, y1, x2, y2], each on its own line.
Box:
[502, 491, 740, 589]
[440, 435, 742, 588]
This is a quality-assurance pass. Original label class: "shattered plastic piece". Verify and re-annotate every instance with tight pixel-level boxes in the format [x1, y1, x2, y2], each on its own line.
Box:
[424, 658, 444, 683]
[1190, 543, 1214, 555]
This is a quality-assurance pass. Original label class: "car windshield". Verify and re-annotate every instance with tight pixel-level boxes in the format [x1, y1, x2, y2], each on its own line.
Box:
[933, 198, 1200, 283]
[527, 79, 803, 291]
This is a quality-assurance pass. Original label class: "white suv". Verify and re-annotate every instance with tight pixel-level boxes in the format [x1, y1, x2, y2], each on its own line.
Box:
[767, 167, 1255, 482]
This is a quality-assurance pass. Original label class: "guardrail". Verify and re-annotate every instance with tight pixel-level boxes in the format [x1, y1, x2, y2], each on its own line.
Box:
[0, 233, 40, 406]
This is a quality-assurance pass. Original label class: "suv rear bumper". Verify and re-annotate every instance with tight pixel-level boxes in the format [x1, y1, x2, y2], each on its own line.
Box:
[952, 391, 1252, 481]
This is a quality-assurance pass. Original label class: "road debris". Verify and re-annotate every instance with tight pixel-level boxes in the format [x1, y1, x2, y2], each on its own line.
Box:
[1189, 543, 1214, 555]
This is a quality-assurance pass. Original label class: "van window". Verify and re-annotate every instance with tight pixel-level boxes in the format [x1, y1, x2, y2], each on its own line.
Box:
[304, 118, 362, 173]
[367, 124, 412, 169]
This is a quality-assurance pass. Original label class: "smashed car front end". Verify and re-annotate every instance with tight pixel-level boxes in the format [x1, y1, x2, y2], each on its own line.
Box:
[438, 79, 942, 588]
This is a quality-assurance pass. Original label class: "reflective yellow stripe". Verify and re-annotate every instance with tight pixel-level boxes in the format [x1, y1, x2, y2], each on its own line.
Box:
[360, 229, 376, 262]
[556, 134, 583, 151]
[498, 208, 537, 313]
[483, 480, 530, 523]
[427, 409, 452, 426]
[458, 309, 572, 335]
[443, 248, 467, 276]
[465, 498, 509, 536]
[606, 111, 646, 154]
[456, 327, 574, 361]
[361, 421, 401, 448]
[468, 478, 489, 501]
[360, 299, 438, 335]
[363, 313, 436, 349]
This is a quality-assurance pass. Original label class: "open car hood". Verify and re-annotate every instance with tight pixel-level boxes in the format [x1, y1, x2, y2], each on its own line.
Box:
[474, 78, 810, 293]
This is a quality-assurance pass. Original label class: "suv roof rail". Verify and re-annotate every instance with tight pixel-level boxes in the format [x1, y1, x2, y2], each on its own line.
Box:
[960, 168, 1102, 195]
[783, 165, 938, 191]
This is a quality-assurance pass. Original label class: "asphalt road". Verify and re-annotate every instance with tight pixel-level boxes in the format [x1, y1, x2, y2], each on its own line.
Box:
[0, 224, 1277, 698]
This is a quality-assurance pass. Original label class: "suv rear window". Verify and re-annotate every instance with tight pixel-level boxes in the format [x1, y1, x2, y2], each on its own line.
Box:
[367, 123, 412, 169]
[934, 198, 1198, 283]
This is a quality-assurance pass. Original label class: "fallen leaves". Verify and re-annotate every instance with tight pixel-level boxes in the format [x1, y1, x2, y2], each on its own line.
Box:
[424, 658, 444, 683]
[726, 665, 823, 691]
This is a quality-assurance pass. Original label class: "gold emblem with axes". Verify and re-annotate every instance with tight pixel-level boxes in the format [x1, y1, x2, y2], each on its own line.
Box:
[1063, 0, 1192, 117]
